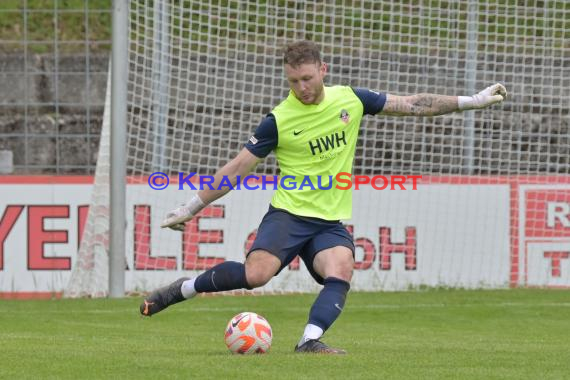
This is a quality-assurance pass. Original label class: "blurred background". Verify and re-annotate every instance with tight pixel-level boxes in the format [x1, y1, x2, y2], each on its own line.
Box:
[0, 0, 111, 174]
[1, 1, 568, 176]
[0, 0, 568, 297]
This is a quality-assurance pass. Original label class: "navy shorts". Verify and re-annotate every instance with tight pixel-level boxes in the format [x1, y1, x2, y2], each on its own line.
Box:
[247, 205, 355, 284]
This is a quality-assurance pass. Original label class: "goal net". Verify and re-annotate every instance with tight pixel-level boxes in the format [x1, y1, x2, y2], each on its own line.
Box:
[65, 0, 570, 297]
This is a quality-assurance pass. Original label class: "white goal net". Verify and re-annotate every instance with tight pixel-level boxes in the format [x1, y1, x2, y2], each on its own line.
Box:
[65, 0, 570, 297]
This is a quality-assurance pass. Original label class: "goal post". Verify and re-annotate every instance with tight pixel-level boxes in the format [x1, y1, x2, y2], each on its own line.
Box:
[109, 0, 129, 298]
[65, 1, 570, 297]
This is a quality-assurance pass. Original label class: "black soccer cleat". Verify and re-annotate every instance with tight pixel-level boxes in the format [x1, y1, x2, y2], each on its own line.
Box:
[140, 277, 190, 317]
[294, 339, 347, 354]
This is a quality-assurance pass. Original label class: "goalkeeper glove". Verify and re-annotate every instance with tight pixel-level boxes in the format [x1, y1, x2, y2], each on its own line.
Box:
[160, 194, 206, 231]
[458, 83, 507, 110]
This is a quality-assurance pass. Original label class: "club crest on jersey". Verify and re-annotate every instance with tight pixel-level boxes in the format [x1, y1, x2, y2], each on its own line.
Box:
[339, 109, 350, 124]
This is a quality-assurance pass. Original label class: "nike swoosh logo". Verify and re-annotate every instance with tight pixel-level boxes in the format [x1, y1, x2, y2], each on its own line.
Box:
[293, 130, 304, 136]
[143, 300, 155, 316]
[232, 315, 246, 328]
[334, 303, 343, 311]
[211, 271, 217, 290]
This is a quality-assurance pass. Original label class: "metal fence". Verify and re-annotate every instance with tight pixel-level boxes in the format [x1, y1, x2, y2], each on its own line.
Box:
[0, 1, 111, 174]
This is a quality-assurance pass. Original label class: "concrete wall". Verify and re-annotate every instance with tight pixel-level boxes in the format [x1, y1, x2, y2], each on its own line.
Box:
[0, 54, 108, 173]
[0, 52, 569, 175]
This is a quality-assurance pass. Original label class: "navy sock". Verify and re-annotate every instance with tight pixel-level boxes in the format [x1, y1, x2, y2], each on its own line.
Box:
[193, 261, 251, 293]
[307, 277, 351, 332]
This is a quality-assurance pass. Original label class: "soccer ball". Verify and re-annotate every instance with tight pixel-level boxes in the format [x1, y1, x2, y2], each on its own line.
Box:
[224, 312, 272, 354]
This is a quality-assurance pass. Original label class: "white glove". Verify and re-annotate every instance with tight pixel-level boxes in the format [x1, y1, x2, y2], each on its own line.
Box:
[160, 194, 206, 231]
[458, 83, 507, 110]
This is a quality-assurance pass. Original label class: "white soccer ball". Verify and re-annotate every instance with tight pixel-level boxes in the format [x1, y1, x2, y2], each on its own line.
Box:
[224, 312, 272, 354]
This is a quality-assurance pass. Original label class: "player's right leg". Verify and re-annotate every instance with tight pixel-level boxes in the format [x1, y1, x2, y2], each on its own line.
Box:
[140, 276, 190, 316]
[140, 251, 280, 317]
[140, 204, 303, 317]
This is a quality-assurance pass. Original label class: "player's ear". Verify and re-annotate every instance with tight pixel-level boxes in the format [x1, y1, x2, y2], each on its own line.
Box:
[320, 62, 327, 77]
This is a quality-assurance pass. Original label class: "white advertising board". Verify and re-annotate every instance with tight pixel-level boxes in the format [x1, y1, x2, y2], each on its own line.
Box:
[0, 177, 521, 295]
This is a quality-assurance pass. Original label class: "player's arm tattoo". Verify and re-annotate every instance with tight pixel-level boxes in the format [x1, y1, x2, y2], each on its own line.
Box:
[381, 94, 459, 116]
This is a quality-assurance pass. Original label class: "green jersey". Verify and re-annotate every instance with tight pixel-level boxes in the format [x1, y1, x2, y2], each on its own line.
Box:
[245, 85, 386, 220]
[269, 85, 363, 220]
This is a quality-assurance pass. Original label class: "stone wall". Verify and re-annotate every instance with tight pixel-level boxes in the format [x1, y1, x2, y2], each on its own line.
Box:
[0, 52, 569, 175]
[0, 54, 108, 173]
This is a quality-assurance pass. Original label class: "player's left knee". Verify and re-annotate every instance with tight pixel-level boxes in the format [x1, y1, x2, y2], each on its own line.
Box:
[337, 261, 354, 282]
[314, 247, 354, 282]
[327, 255, 354, 282]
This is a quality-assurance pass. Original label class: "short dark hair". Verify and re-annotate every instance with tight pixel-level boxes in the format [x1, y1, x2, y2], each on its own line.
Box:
[283, 40, 321, 67]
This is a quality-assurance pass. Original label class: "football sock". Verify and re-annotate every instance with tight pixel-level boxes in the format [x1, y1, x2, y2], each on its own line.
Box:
[193, 261, 251, 293]
[299, 324, 324, 346]
[180, 278, 197, 299]
[300, 277, 350, 345]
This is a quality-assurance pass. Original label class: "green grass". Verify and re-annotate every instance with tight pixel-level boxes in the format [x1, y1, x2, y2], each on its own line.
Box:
[1, 289, 569, 379]
[0, 0, 112, 53]
[0, 1, 568, 54]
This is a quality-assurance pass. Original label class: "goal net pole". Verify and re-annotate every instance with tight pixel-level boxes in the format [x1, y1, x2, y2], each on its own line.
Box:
[109, 0, 128, 298]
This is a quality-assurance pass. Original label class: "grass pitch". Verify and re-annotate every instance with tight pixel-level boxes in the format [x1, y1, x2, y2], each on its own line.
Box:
[1, 289, 569, 379]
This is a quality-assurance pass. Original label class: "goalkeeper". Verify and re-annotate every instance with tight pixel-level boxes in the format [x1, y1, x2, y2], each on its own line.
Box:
[140, 40, 507, 354]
